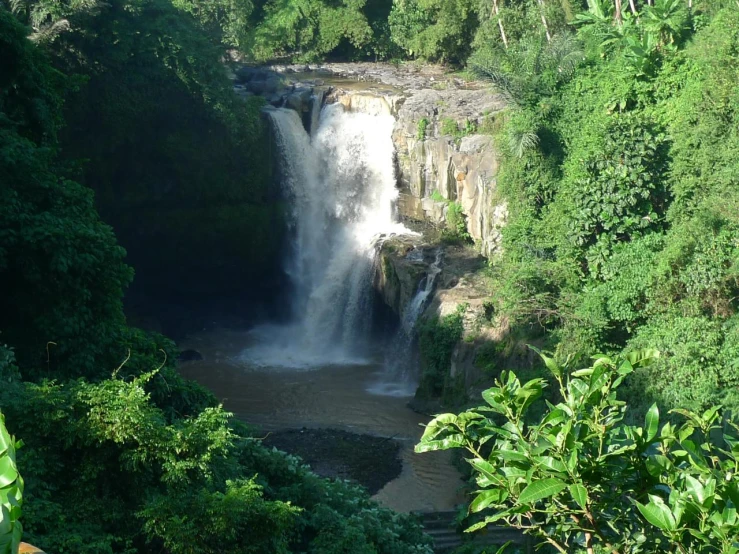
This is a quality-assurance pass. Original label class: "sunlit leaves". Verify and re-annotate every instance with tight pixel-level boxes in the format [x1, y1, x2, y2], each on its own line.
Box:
[248, 0, 374, 62]
[0, 413, 23, 554]
[645, 403, 660, 442]
[635, 496, 677, 532]
[417, 350, 739, 552]
[518, 478, 567, 504]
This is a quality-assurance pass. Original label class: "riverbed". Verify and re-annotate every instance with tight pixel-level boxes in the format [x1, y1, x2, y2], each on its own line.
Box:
[178, 327, 465, 513]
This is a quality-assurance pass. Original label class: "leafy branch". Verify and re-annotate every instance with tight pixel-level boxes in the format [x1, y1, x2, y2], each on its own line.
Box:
[417, 349, 739, 553]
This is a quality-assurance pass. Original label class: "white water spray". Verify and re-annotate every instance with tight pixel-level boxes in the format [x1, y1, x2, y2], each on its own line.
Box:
[241, 104, 409, 368]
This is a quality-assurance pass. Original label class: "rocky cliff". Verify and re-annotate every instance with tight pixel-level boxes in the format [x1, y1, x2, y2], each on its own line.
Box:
[234, 62, 519, 405]
[232, 63, 509, 257]
[390, 88, 508, 258]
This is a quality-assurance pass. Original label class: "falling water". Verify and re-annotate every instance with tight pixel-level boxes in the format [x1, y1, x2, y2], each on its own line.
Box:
[368, 249, 443, 396]
[241, 104, 409, 368]
[401, 249, 443, 335]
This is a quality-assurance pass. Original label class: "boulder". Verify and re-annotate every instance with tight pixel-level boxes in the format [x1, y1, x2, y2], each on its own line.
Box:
[263, 76, 284, 94]
[247, 80, 267, 94]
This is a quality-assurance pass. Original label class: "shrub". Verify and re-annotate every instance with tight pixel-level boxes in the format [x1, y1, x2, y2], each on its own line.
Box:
[417, 350, 739, 553]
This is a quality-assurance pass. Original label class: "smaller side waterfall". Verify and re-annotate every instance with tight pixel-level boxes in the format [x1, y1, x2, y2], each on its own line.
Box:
[368, 249, 443, 396]
[400, 249, 443, 334]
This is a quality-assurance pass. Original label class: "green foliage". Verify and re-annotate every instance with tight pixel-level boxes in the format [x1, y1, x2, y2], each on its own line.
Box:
[470, 32, 584, 107]
[0, 412, 23, 554]
[171, 0, 255, 48]
[0, 8, 138, 380]
[417, 117, 429, 140]
[487, 8, 739, 417]
[140, 479, 298, 554]
[388, 0, 479, 63]
[576, 0, 691, 76]
[4, 0, 285, 325]
[417, 304, 467, 400]
[501, 109, 540, 158]
[443, 202, 472, 244]
[563, 112, 669, 272]
[248, 0, 374, 62]
[440, 117, 459, 136]
[417, 350, 739, 553]
[0, 6, 433, 554]
[0, 365, 432, 554]
[430, 190, 445, 203]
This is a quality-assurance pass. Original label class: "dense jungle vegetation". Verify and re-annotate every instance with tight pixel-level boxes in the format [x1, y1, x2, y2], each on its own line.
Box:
[1, 0, 738, 551]
[0, 0, 433, 551]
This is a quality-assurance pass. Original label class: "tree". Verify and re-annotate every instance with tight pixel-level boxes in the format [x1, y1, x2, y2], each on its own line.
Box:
[470, 32, 584, 107]
[388, 0, 480, 62]
[417, 350, 739, 553]
[487, 0, 508, 49]
[247, 0, 374, 62]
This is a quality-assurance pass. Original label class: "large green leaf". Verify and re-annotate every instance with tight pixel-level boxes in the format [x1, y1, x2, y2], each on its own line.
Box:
[419, 413, 459, 441]
[645, 403, 659, 442]
[482, 388, 508, 414]
[569, 483, 588, 510]
[530, 346, 562, 379]
[494, 448, 529, 463]
[0, 458, 17, 489]
[470, 488, 508, 513]
[518, 478, 567, 505]
[636, 498, 677, 532]
[415, 433, 466, 453]
[469, 458, 504, 488]
[684, 475, 706, 505]
[534, 456, 568, 474]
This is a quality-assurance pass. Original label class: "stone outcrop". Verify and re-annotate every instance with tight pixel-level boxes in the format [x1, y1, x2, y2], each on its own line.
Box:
[373, 236, 431, 319]
[376, 236, 513, 400]
[391, 88, 508, 258]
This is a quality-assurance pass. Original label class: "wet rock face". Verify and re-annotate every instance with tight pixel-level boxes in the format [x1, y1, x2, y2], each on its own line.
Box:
[232, 66, 327, 134]
[374, 236, 436, 318]
[377, 238, 515, 405]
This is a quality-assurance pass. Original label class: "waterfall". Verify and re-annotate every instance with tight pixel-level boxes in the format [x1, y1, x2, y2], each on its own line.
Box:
[368, 249, 443, 396]
[242, 104, 409, 368]
[400, 249, 443, 335]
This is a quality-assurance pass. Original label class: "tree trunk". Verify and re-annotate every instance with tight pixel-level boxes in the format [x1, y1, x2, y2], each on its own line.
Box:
[628, 0, 637, 15]
[536, 0, 552, 41]
[614, 0, 623, 24]
[490, 0, 509, 49]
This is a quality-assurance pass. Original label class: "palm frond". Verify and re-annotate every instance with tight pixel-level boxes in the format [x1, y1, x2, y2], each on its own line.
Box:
[8, 0, 28, 16]
[470, 61, 521, 105]
[30, 18, 70, 42]
[508, 127, 540, 158]
[547, 33, 584, 78]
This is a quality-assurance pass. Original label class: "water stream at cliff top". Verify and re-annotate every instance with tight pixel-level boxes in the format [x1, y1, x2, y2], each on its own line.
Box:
[241, 104, 410, 369]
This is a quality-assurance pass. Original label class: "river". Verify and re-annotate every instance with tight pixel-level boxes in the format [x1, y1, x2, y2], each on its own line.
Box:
[179, 327, 465, 513]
